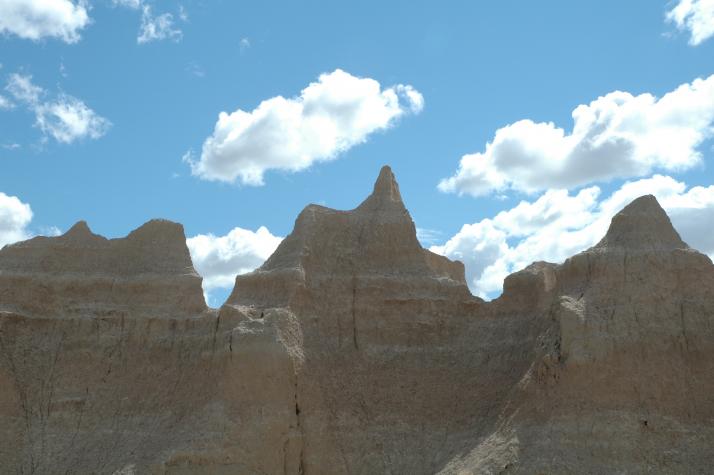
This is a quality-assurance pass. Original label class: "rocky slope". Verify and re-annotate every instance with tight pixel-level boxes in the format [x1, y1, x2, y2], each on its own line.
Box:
[0, 167, 712, 474]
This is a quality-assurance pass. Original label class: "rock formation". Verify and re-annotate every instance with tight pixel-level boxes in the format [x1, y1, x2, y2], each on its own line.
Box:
[0, 166, 712, 474]
[0, 219, 206, 317]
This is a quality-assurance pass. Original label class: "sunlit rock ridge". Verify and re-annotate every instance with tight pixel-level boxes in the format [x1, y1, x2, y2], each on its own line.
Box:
[0, 166, 712, 474]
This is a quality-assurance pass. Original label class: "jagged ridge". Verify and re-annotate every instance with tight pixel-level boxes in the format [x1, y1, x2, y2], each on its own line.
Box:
[227, 165, 468, 308]
[0, 166, 712, 474]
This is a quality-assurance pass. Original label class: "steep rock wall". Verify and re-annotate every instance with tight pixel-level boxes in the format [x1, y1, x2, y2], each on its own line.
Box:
[0, 167, 712, 474]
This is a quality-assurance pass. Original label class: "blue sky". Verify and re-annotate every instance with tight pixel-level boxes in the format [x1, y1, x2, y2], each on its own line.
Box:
[1, 0, 714, 305]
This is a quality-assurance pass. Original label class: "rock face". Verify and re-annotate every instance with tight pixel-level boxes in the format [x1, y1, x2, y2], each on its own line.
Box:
[0, 219, 206, 317]
[1, 167, 713, 474]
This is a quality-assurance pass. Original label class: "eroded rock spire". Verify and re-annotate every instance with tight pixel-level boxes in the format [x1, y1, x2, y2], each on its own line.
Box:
[355, 165, 406, 213]
[595, 194, 688, 252]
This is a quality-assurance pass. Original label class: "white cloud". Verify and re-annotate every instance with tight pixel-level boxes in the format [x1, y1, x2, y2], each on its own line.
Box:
[0, 192, 33, 248]
[6, 74, 43, 104]
[112, 0, 142, 9]
[4, 73, 110, 144]
[0, 0, 90, 43]
[432, 175, 714, 299]
[188, 69, 424, 185]
[187, 226, 283, 297]
[667, 0, 714, 46]
[0, 94, 13, 110]
[0, 194, 62, 250]
[35, 94, 111, 143]
[416, 227, 443, 246]
[439, 74, 714, 196]
[38, 225, 62, 237]
[138, 5, 182, 44]
[113, 0, 183, 43]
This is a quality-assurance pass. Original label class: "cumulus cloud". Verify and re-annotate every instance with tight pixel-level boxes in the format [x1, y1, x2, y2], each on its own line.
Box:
[0, 192, 33, 248]
[416, 227, 443, 246]
[0, 193, 62, 250]
[439, 74, 714, 197]
[187, 226, 283, 297]
[0, 0, 90, 43]
[187, 69, 424, 185]
[4, 73, 110, 144]
[667, 0, 714, 46]
[432, 175, 714, 299]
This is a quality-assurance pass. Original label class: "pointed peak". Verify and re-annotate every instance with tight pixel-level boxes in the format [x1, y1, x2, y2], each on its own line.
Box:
[66, 220, 91, 234]
[125, 219, 195, 270]
[356, 165, 406, 212]
[62, 221, 100, 242]
[373, 165, 402, 200]
[623, 195, 666, 215]
[128, 219, 186, 242]
[595, 195, 687, 252]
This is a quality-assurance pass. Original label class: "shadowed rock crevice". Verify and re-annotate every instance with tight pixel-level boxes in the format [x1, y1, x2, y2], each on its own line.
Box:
[1, 166, 713, 474]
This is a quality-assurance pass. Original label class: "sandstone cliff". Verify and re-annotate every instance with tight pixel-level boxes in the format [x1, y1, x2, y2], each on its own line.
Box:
[0, 167, 712, 474]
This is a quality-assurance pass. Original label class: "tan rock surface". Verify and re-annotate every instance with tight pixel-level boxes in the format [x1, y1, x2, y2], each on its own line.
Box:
[0, 219, 206, 317]
[0, 167, 712, 474]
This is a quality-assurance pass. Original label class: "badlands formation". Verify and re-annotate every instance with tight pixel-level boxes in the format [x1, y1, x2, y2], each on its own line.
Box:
[0, 166, 713, 474]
